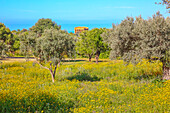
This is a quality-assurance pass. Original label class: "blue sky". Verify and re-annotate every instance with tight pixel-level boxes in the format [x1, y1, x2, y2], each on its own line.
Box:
[0, 0, 169, 31]
[0, 0, 169, 20]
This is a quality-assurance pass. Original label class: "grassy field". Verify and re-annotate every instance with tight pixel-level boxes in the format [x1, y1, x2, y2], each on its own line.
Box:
[0, 59, 169, 113]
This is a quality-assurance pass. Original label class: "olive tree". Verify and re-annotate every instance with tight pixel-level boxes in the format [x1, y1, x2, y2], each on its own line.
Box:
[102, 12, 170, 79]
[102, 17, 142, 63]
[140, 12, 170, 79]
[21, 28, 75, 82]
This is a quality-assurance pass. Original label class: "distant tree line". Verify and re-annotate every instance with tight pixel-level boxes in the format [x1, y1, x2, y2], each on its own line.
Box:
[0, 11, 169, 81]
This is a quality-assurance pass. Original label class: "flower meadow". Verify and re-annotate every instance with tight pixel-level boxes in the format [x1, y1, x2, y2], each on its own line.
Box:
[0, 59, 169, 113]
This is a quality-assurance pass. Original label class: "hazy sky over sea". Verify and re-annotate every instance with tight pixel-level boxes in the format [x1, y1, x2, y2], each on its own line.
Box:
[0, 0, 169, 31]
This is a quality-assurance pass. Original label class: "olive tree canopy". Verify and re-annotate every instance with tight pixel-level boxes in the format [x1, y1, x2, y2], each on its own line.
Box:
[102, 12, 170, 79]
[21, 20, 75, 82]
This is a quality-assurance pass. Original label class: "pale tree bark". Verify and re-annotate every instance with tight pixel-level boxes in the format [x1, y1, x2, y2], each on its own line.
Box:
[95, 50, 100, 64]
[163, 64, 170, 80]
[34, 59, 57, 83]
[160, 58, 170, 80]
[31, 52, 58, 83]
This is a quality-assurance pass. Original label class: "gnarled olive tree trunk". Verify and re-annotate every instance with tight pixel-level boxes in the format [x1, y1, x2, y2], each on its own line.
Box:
[35, 60, 57, 83]
[163, 64, 170, 80]
[161, 58, 170, 80]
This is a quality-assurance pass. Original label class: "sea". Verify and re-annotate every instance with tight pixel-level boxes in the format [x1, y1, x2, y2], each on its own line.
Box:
[1, 19, 121, 33]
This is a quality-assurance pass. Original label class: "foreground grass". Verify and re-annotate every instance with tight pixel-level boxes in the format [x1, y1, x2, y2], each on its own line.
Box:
[0, 60, 169, 112]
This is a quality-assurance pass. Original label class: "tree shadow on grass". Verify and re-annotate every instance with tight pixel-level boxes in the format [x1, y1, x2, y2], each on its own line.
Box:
[66, 72, 102, 82]
[1, 92, 75, 113]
